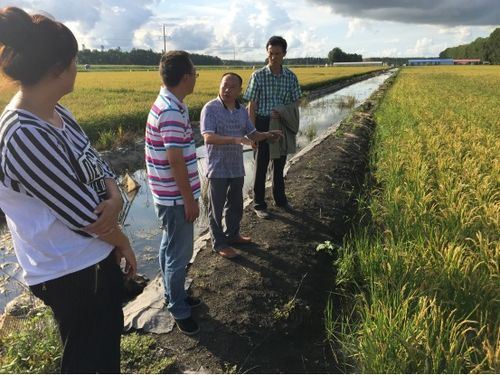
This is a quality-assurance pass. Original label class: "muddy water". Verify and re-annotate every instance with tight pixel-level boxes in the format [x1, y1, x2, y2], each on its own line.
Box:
[0, 70, 394, 312]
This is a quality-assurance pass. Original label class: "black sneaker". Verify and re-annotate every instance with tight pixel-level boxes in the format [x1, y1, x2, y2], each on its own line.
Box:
[175, 316, 200, 335]
[186, 296, 202, 308]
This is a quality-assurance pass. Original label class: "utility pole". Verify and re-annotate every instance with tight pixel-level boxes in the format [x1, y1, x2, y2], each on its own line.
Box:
[163, 24, 167, 53]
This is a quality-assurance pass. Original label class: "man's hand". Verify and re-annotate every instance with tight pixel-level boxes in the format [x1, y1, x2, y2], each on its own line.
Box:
[85, 197, 123, 236]
[184, 198, 199, 223]
[268, 130, 283, 140]
[239, 137, 254, 146]
[266, 130, 283, 143]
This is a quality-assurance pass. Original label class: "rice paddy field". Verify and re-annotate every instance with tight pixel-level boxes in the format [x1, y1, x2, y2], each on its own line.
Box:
[330, 66, 499, 373]
[0, 65, 383, 149]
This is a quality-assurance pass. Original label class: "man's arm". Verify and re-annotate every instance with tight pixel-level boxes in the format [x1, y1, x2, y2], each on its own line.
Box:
[167, 148, 199, 223]
[247, 101, 257, 127]
[247, 130, 283, 143]
[203, 132, 253, 146]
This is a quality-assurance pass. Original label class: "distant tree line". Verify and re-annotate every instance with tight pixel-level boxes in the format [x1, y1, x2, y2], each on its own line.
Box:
[77, 47, 333, 67]
[327, 47, 363, 63]
[221, 57, 328, 66]
[77, 48, 224, 66]
[285, 57, 328, 65]
[439, 27, 500, 64]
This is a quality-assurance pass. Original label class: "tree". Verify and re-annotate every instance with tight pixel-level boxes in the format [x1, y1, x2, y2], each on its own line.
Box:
[439, 27, 500, 63]
[327, 47, 362, 63]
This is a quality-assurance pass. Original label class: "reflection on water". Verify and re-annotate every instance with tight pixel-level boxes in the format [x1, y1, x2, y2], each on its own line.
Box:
[0, 71, 394, 312]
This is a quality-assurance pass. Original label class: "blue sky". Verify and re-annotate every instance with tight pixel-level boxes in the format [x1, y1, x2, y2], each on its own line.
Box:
[2, 0, 498, 60]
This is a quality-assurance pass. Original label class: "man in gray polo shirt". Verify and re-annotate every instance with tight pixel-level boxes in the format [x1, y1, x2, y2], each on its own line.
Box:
[200, 73, 282, 258]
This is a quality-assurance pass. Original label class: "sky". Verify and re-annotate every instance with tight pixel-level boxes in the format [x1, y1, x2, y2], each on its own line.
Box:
[2, 0, 498, 61]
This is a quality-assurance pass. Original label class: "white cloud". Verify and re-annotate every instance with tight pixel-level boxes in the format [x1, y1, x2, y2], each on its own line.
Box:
[406, 37, 447, 57]
[9, 0, 155, 50]
[168, 23, 216, 51]
[378, 48, 401, 57]
[1, 0, 495, 59]
[346, 18, 366, 38]
[383, 38, 400, 44]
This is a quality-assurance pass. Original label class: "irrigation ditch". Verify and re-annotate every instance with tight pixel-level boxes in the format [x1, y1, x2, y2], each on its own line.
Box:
[0, 68, 397, 372]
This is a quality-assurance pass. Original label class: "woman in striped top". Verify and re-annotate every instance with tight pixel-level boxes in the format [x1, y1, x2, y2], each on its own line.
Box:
[0, 7, 136, 373]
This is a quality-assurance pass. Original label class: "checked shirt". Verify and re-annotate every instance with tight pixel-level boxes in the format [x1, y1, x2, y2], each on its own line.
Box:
[243, 65, 301, 116]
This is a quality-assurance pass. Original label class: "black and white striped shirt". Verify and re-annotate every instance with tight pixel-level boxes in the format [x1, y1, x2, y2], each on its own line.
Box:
[0, 104, 115, 236]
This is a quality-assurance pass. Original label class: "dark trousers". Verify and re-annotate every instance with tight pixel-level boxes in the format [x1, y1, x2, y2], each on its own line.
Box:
[253, 115, 288, 210]
[208, 177, 244, 250]
[30, 252, 124, 374]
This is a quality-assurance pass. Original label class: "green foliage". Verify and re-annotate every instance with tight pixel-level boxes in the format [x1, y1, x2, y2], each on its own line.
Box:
[0, 308, 61, 374]
[120, 332, 175, 373]
[78, 48, 223, 66]
[337, 95, 356, 109]
[0, 308, 175, 374]
[327, 47, 363, 63]
[302, 124, 318, 142]
[439, 27, 500, 63]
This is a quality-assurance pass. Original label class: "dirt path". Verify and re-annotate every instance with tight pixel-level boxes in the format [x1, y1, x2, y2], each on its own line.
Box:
[149, 75, 395, 373]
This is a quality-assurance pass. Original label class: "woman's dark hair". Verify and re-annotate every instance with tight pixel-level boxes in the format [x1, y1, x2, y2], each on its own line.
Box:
[159, 50, 193, 87]
[0, 7, 78, 85]
[266, 36, 287, 54]
[221, 72, 243, 87]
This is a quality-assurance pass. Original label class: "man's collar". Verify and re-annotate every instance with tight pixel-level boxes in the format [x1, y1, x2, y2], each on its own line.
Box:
[160, 86, 186, 111]
[265, 64, 284, 76]
[217, 95, 241, 110]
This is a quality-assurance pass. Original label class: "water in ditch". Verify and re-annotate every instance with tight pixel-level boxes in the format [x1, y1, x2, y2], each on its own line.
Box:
[0, 70, 394, 312]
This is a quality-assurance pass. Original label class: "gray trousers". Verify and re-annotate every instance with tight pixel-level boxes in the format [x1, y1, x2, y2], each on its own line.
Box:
[208, 177, 244, 251]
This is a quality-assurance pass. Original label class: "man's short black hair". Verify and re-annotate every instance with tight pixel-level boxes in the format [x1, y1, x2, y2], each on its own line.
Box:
[159, 50, 193, 87]
[266, 36, 287, 54]
[221, 72, 243, 86]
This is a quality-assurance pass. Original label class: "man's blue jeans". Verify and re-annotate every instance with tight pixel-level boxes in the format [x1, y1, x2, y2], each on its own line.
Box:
[155, 204, 193, 320]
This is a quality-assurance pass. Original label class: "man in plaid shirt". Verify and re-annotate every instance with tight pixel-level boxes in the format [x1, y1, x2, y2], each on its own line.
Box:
[244, 36, 302, 219]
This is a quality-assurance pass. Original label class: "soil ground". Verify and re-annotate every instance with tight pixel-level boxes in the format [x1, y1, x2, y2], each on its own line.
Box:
[149, 77, 394, 373]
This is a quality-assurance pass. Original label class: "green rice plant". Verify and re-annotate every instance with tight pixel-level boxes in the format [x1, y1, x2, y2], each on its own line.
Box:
[303, 124, 318, 142]
[329, 66, 500, 373]
[337, 95, 356, 109]
[95, 129, 116, 150]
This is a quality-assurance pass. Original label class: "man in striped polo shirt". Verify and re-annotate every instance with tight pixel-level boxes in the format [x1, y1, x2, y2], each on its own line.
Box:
[244, 36, 302, 219]
[145, 51, 201, 335]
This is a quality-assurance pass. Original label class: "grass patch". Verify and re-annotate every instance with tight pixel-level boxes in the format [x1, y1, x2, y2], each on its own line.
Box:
[0, 306, 175, 373]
